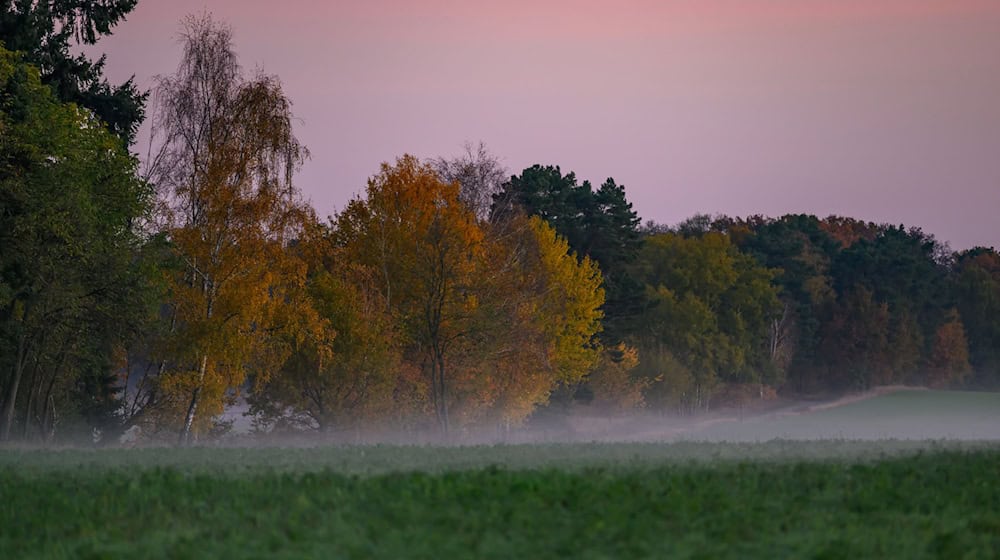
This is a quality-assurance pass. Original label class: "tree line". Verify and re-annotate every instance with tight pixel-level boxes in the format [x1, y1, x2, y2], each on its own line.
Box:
[2, 5, 998, 443]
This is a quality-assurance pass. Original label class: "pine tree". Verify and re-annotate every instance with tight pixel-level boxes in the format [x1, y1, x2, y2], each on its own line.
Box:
[1, 1, 146, 143]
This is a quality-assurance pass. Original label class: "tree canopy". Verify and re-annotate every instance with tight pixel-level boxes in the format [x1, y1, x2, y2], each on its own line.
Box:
[0, 0, 145, 143]
[2, 10, 998, 445]
[0, 45, 152, 441]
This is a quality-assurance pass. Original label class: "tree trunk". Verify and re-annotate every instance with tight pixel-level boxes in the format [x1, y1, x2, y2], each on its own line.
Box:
[436, 350, 450, 437]
[179, 354, 208, 446]
[0, 336, 28, 442]
[37, 352, 66, 442]
[21, 378, 35, 440]
[44, 394, 57, 442]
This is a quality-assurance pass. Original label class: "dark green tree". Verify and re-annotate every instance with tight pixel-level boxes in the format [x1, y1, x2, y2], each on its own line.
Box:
[0, 0, 145, 143]
[831, 225, 951, 323]
[633, 232, 782, 409]
[817, 287, 892, 391]
[492, 166, 642, 342]
[0, 46, 153, 441]
[735, 214, 841, 391]
[953, 247, 1000, 387]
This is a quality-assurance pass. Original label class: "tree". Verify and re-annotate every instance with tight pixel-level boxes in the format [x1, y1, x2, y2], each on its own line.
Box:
[0, 0, 146, 143]
[0, 45, 152, 441]
[249, 262, 408, 434]
[925, 309, 971, 388]
[817, 288, 892, 390]
[819, 215, 880, 248]
[953, 248, 1000, 387]
[632, 232, 782, 409]
[431, 141, 506, 221]
[831, 225, 951, 323]
[334, 163, 605, 434]
[492, 165, 641, 342]
[335, 155, 483, 434]
[147, 15, 310, 444]
[586, 343, 648, 413]
[827, 224, 952, 388]
[734, 214, 840, 391]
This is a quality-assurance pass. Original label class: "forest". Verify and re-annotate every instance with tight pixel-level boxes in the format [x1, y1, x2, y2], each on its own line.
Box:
[2, 4, 999, 445]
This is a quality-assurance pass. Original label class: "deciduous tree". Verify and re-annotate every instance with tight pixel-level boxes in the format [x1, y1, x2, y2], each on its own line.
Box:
[335, 155, 482, 433]
[633, 232, 781, 409]
[431, 141, 506, 221]
[926, 309, 971, 389]
[147, 15, 310, 444]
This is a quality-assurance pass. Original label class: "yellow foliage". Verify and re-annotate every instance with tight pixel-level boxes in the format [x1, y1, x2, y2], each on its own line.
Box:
[529, 216, 605, 383]
[587, 343, 648, 413]
[328, 162, 606, 432]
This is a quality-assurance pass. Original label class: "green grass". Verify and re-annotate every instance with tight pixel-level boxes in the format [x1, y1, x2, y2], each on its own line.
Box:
[1, 439, 999, 475]
[2, 442, 1000, 559]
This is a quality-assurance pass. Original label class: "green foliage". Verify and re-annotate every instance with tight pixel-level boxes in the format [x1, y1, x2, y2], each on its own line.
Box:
[0, 45, 153, 440]
[730, 215, 985, 394]
[731, 215, 839, 390]
[493, 165, 642, 343]
[0, 0, 145, 143]
[953, 248, 1000, 387]
[633, 232, 782, 409]
[831, 225, 951, 326]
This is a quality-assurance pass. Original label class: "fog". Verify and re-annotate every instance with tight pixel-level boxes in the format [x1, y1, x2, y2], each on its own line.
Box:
[174, 387, 1000, 449]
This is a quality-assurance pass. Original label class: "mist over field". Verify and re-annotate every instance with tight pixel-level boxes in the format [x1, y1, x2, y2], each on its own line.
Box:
[162, 388, 996, 450]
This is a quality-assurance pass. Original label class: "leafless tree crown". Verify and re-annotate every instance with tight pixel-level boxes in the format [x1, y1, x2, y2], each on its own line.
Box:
[430, 141, 507, 220]
[146, 13, 308, 235]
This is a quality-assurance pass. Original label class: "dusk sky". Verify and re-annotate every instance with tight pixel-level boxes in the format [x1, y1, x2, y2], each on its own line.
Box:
[93, 0, 1000, 249]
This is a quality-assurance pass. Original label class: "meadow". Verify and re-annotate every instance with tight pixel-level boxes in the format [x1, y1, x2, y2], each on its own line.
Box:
[2, 390, 999, 559]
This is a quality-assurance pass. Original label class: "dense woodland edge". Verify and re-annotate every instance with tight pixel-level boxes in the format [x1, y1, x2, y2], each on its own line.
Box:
[1, 4, 998, 445]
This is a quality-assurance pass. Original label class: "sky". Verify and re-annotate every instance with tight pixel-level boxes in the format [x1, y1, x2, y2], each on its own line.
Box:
[91, 0, 1000, 249]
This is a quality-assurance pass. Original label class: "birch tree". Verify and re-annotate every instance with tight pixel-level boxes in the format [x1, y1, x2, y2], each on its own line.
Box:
[147, 15, 309, 444]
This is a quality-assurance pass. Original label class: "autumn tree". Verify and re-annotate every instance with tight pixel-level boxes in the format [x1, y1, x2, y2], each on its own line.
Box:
[819, 215, 880, 249]
[925, 309, 971, 389]
[333, 159, 606, 434]
[147, 15, 310, 444]
[471, 215, 604, 428]
[334, 155, 482, 433]
[247, 221, 416, 434]
[585, 343, 648, 414]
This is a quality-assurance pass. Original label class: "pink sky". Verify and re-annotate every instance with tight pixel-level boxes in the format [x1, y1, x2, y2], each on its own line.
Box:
[93, 1, 1000, 249]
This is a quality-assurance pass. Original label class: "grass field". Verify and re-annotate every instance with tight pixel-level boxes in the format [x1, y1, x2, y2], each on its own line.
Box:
[2, 390, 999, 559]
